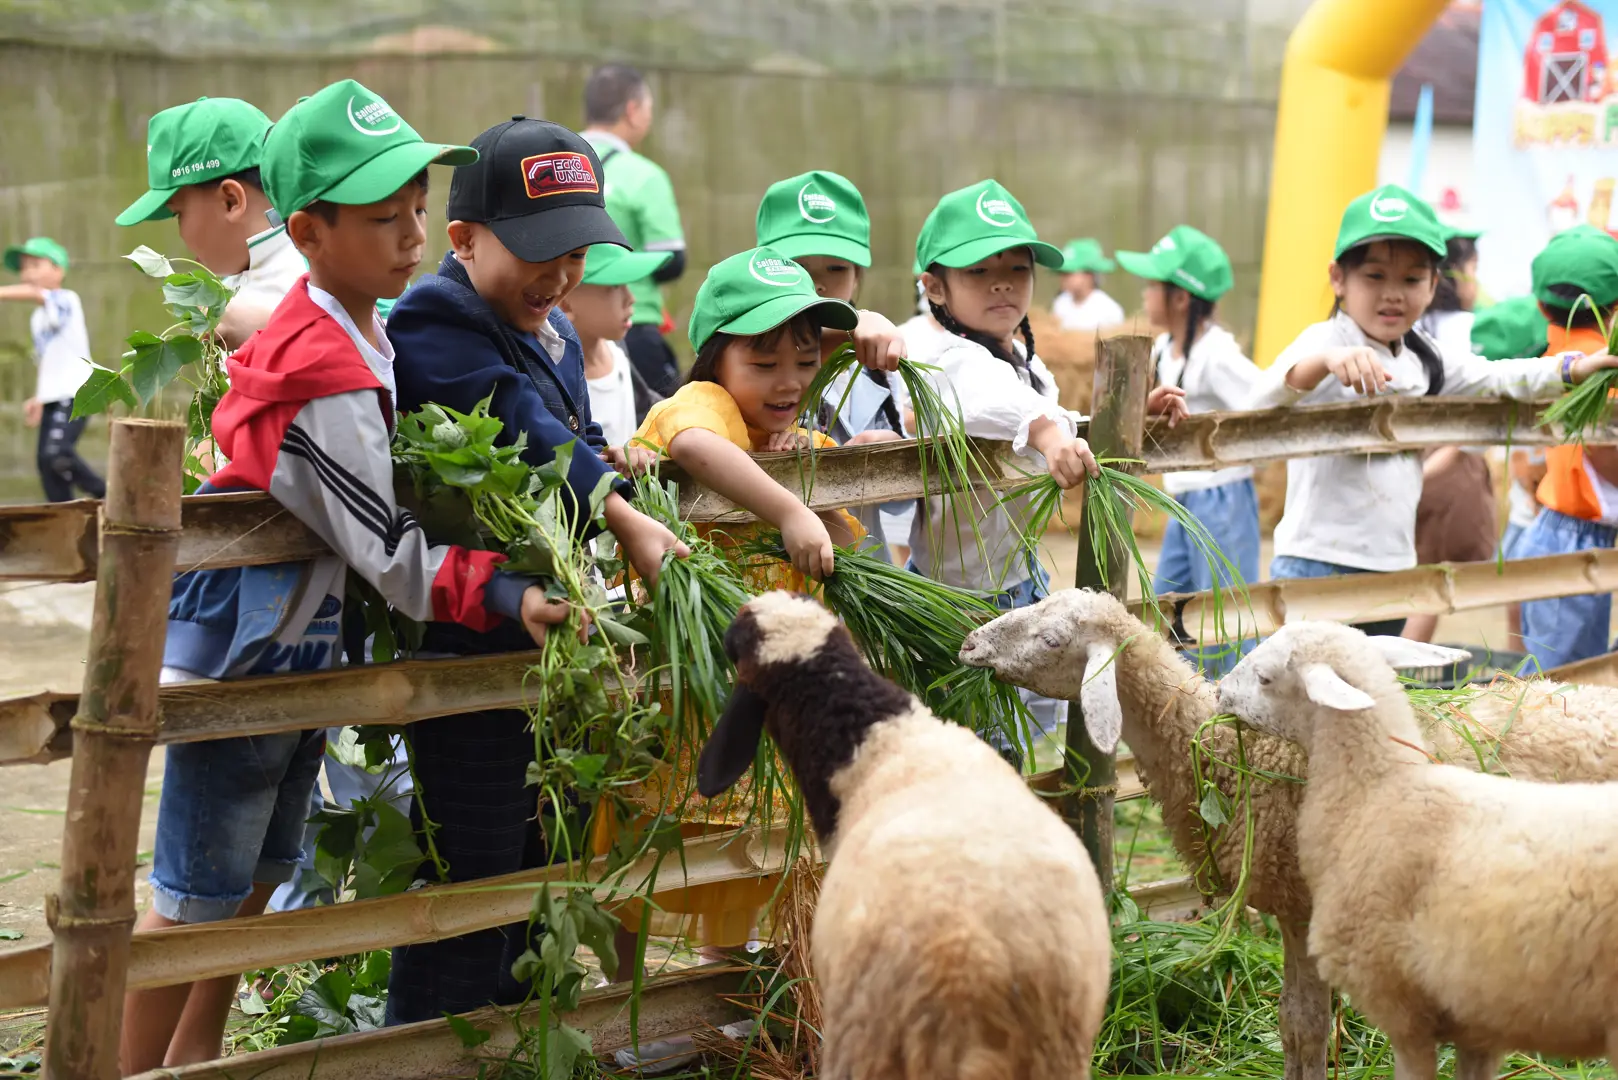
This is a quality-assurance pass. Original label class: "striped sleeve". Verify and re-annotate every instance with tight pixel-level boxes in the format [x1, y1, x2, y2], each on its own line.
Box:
[266, 390, 517, 628]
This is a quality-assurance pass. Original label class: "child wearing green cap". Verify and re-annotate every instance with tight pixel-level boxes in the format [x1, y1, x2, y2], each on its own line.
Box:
[755, 169, 911, 561]
[1251, 186, 1618, 638]
[561, 243, 675, 446]
[1052, 238, 1126, 331]
[1514, 225, 1618, 669]
[0, 237, 104, 503]
[121, 81, 571, 1072]
[1118, 225, 1259, 667]
[115, 96, 305, 351]
[1470, 295, 1551, 653]
[906, 180, 1187, 738]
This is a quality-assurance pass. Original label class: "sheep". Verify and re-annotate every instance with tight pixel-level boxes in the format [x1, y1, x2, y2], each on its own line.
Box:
[957, 587, 1618, 1080]
[696, 591, 1112, 1080]
[1215, 620, 1618, 1080]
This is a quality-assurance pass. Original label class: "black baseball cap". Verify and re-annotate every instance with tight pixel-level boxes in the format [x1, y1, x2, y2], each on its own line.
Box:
[447, 116, 627, 263]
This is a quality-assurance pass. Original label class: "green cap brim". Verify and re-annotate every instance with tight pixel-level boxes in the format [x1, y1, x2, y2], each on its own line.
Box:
[1337, 232, 1447, 260]
[584, 250, 675, 287]
[116, 187, 178, 227]
[718, 294, 859, 340]
[764, 233, 873, 269]
[930, 236, 1065, 271]
[1115, 249, 1168, 281]
[318, 141, 478, 207]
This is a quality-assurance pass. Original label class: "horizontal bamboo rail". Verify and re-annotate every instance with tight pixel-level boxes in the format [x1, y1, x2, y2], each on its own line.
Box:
[5, 549, 1613, 768]
[4, 396, 1610, 584]
[122, 877, 1213, 1080]
[127, 964, 752, 1080]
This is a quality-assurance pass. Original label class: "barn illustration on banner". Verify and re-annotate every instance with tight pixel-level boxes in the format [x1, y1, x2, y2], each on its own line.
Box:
[1523, 0, 1610, 105]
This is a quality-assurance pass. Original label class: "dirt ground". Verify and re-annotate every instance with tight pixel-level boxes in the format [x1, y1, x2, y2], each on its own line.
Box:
[0, 531, 1516, 962]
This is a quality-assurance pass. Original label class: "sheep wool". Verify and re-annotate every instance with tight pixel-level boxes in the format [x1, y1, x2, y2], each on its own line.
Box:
[958, 588, 1618, 1080]
[1219, 622, 1618, 1076]
[697, 591, 1112, 1080]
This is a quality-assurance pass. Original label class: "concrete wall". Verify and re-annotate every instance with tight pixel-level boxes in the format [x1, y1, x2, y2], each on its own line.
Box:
[0, 1, 1311, 486]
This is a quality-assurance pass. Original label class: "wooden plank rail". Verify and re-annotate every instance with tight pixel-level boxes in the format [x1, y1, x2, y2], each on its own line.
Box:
[7, 550, 1616, 767]
[127, 964, 753, 1080]
[5, 397, 1614, 584]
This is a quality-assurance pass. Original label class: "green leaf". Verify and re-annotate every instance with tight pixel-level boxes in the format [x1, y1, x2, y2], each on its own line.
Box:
[0, 929, 22, 941]
[294, 971, 356, 1038]
[595, 617, 649, 648]
[1197, 786, 1232, 830]
[510, 947, 543, 984]
[125, 246, 174, 278]
[445, 1012, 492, 1049]
[355, 949, 391, 991]
[546, 1022, 592, 1077]
[163, 271, 233, 316]
[126, 334, 202, 406]
[574, 896, 620, 981]
[71, 365, 138, 420]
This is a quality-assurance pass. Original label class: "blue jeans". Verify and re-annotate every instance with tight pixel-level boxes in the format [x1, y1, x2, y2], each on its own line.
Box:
[268, 731, 414, 912]
[1154, 478, 1261, 677]
[1518, 508, 1617, 670]
[1269, 555, 1408, 639]
[149, 730, 327, 923]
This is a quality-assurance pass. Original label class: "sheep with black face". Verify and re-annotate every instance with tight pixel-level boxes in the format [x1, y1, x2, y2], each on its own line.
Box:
[698, 591, 1112, 1080]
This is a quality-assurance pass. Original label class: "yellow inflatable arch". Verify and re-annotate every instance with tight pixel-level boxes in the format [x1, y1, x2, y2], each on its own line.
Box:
[1254, 0, 1452, 365]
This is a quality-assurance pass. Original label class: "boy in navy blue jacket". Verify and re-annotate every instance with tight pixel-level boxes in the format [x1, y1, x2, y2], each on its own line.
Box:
[385, 117, 686, 1023]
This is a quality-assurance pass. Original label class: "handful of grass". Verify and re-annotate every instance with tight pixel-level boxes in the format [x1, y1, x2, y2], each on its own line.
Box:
[1540, 298, 1618, 443]
[1007, 460, 1250, 645]
[800, 343, 1003, 568]
[740, 533, 1038, 756]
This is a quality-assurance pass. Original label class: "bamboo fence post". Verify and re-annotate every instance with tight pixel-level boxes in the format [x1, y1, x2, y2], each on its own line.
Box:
[44, 419, 183, 1080]
[1063, 336, 1152, 891]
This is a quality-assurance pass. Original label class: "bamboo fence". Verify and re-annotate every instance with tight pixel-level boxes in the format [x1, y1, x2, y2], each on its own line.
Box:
[5, 343, 1618, 1078]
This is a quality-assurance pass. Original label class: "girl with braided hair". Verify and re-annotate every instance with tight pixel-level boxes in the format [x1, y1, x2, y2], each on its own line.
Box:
[900, 180, 1187, 738]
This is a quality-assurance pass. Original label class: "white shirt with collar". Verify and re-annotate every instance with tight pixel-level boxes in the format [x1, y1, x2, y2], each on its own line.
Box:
[1153, 325, 1260, 495]
[1249, 311, 1564, 572]
[306, 282, 396, 400]
[1052, 289, 1126, 331]
[223, 225, 305, 314]
[900, 325, 1085, 592]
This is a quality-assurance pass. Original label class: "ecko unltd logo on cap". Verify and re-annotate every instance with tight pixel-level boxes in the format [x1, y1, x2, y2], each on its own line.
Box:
[1370, 191, 1409, 222]
[977, 190, 1020, 228]
[799, 183, 837, 223]
[749, 252, 803, 287]
[347, 96, 401, 136]
[522, 152, 600, 200]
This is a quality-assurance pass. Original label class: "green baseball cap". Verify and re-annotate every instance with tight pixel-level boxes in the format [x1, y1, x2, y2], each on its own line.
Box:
[1444, 224, 1484, 243]
[116, 97, 273, 226]
[1470, 296, 1549, 362]
[688, 246, 859, 354]
[755, 170, 871, 267]
[1334, 183, 1446, 260]
[260, 79, 477, 220]
[1117, 225, 1233, 302]
[582, 243, 673, 287]
[3, 237, 69, 273]
[1530, 224, 1618, 308]
[1058, 239, 1116, 275]
[914, 179, 1064, 272]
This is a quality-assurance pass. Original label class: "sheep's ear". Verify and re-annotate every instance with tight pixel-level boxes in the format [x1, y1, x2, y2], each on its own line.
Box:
[696, 684, 767, 798]
[1300, 662, 1377, 712]
[1366, 637, 1472, 671]
[1080, 642, 1122, 754]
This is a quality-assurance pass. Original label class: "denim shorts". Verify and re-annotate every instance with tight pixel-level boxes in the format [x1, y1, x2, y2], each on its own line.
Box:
[149, 729, 328, 923]
[1517, 508, 1618, 671]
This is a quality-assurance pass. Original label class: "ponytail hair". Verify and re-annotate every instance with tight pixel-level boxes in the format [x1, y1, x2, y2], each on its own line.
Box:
[1167, 284, 1215, 361]
[925, 262, 1046, 393]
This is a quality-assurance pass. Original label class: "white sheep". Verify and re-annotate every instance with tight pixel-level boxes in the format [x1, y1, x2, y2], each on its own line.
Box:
[958, 588, 1618, 1080]
[1216, 620, 1618, 1080]
[697, 591, 1112, 1080]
